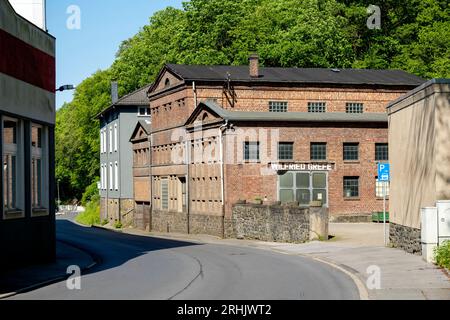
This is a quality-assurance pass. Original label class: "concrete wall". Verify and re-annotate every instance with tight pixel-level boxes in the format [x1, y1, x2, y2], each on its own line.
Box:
[388, 80, 450, 230]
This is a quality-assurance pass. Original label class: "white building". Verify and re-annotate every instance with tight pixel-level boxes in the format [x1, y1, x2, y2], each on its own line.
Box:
[8, 0, 46, 30]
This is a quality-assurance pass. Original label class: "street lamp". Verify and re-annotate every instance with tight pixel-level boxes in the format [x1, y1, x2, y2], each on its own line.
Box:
[55, 84, 75, 92]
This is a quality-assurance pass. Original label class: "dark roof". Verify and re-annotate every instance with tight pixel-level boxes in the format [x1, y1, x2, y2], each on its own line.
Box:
[186, 100, 388, 125]
[96, 84, 152, 119]
[166, 64, 425, 87]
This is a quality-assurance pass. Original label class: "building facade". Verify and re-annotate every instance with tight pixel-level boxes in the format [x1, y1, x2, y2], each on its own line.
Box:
[387, 79, 450, 254]
[0, 0, 56, 268]
[96, 84, 151, 225]
[144, 59, 424, 237]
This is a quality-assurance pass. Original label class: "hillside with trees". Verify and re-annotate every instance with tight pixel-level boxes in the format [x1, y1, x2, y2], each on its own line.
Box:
[56, 0, 450, 203]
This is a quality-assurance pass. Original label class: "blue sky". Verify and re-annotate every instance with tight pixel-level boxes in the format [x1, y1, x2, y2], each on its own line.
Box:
[47, 0, 184, 109]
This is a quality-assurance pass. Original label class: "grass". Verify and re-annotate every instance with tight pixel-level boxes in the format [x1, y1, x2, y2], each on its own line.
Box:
[75, 199, 100, 226]
[435, 241, 450, 269]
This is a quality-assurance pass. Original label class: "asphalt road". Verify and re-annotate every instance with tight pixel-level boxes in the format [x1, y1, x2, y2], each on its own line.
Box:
[11, 216, 359, 300]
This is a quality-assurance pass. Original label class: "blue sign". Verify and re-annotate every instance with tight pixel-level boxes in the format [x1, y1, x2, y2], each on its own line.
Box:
[378, 163, 390, 182]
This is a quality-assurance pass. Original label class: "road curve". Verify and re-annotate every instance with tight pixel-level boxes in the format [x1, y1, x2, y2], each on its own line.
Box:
[11, 216, 359, 300]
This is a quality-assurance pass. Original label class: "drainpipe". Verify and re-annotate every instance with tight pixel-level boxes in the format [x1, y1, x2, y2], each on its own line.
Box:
[219, 120, 228, 238]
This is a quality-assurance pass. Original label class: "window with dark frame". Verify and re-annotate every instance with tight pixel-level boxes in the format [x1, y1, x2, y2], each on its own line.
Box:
[375, 143, 389, 161]
[278, 142, 294, 160]
[269, 101, 288, 113]
[244, 142, 260, 161]
[311, 143, 327, 161]
[343, 143, 359, 161]
[346, 103, 364, 113]
[344, 177, 360, 198]
[308, 102, 326, 113]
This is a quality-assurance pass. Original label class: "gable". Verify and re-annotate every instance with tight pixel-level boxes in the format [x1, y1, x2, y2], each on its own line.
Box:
[151, 69, 184, 93]
[185, 101, 225, 127]
[130, 122, 150, 142]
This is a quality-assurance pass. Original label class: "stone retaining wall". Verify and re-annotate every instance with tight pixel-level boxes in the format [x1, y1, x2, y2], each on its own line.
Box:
[390, 222, 422, 255]
[231, 204, 313, 243]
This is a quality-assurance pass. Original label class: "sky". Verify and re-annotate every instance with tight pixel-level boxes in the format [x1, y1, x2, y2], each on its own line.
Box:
[46, 0, 184, 109]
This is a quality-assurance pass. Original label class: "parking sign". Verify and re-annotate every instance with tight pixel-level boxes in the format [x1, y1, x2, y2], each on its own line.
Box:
[378, 163, 390, 182]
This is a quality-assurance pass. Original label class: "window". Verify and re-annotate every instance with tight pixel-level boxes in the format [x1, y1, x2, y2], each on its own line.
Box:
[376, 177, 390, 198]
[308, 102, 326, 113]
[114, 162, 119, 191]
[343, 143, 359, 161]
[31, 124, 48, 210]
[279, 172, 328, 206]
[100, 130, 103, 154]
[278, 142, 294, 160]
[269, 101, 288, 113]
[3, 118, 23, 213]
[311, 143, 327, 161]
[102, 129, 106, 153]
[344, 177, 359, 198]
[244, 142, 260, 161]
[161, 178, 169, 210]
[100, 164, 104, 190]
[138, 107, 151, 117]
[375, 143, 389, 161]
[114, 124, 118, 152]
[109, 126, 113, 153]
[109, 163, 113, 191]
[346, 103, 364, 113]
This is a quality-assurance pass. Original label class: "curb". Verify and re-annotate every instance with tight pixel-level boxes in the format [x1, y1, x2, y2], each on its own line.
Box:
[0, 243, 97, 300]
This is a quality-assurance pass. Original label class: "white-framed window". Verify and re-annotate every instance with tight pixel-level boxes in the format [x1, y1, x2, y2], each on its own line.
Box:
[138, 107, 151, 117]
[114, 124, 118, 152]
[100, 130, 103, 154]
[109, 162, 113, 191]
[100, 164, 104, 190]
[114, 161, 119, 191]
[31, 123, 49, 211]
[109, 126, 113, 154]
[2, 117, 24, 215]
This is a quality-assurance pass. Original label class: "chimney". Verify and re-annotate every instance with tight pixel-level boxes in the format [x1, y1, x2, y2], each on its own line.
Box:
[249, 53, 259, 78]
[111, 81, 119, 104]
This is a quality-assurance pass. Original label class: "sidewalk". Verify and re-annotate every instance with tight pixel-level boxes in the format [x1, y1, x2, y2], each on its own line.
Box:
[113, 223, 450, 300]
[0, 241, 96, 299]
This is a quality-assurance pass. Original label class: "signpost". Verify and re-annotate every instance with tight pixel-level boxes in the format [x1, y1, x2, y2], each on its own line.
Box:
[378, 163, 390, 246]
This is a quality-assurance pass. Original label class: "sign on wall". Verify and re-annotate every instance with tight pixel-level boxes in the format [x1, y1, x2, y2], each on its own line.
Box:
[271, 163, 334, 172]
[9, 0, 46, 30]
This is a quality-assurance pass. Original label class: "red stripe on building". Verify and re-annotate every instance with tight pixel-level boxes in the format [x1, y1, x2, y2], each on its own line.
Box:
[0, 28, 55, 93]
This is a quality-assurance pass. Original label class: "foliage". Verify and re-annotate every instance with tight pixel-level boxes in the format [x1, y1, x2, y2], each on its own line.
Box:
[75, 198, 100, 226]
[81, 180, 100, 206]
[56, 0, 450, 200]
[114, 221, 123, 229]
[435, 241, 450, 269]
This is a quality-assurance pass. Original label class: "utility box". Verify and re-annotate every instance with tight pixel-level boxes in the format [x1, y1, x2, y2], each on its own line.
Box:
[421, 207, 438, 263]
[437, 200, 450, 245]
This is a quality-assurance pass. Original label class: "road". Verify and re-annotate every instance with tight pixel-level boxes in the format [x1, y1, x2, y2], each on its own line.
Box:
[11, 216, 359, 300]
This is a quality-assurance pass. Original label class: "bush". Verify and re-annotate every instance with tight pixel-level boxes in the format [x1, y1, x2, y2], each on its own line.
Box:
[434, 241, 450, 269]
[75, 198, 100, 226]
[81, 180, 100, 207]
[114, 221, 123, 229]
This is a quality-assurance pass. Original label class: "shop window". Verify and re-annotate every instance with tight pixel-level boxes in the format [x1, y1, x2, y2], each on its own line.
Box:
[308, 102, 326, 113]
[31, 123, 48, 212]
[346, 103, 364, 113]
[375, 143, 389, 161]
[344, 177, 359, 198]
[3, 118, 24, 215]
[278, 142, 294, 160]
[279, 172, 328, 206]
[311, 143, 327, 161]
[343, 143, 359, 161]
[244, 142, 260, 161]
[269, 101, 288, 113]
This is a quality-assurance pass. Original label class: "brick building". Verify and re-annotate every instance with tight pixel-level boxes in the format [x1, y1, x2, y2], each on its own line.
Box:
[142, 57, 424, 237]
[0, 0, 56, 268]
